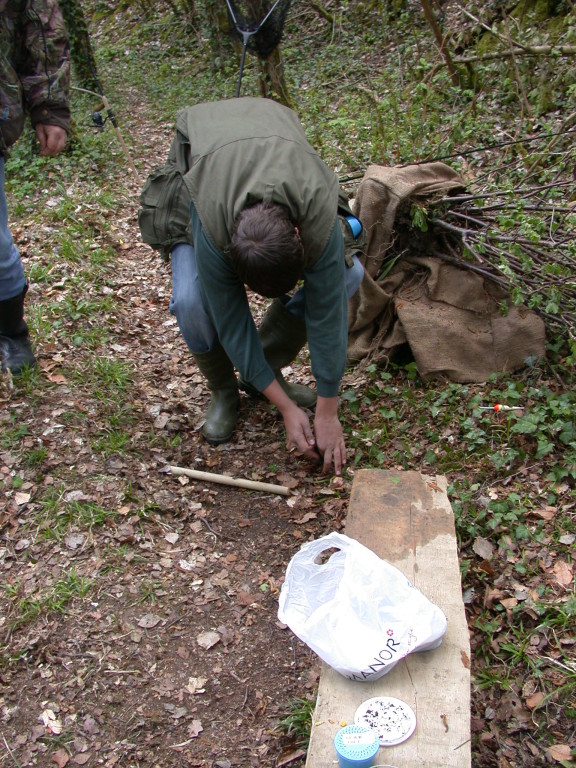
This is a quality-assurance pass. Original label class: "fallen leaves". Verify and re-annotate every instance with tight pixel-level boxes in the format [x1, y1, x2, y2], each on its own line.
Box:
[72, 754, 91, 765]
[529, 505, 557, 521]
[235, 591, 260, 607]
[188, 720, 204, 738]
[276, 473, 300, 489]
[473, 536, 494, 560]
[52, 749, 69, 767]
[548, 744, 573, 762]
[65, 532, 85, 550]
[525, 691, 546, 709]
[293, 511, 317, 524]
[43, 370, 68, 384]
[138, 613, 163, 628]
[41, 709, 63, 735]
[552, 560, 573, 587]
[168, 720, 204, 749]
[185, 676, 207, 694]
[196, 630, 220, 650]
[1, 22, 572, 768]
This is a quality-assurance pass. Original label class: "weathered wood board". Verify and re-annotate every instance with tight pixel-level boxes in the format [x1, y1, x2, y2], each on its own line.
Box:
[305, 469, 471, 768]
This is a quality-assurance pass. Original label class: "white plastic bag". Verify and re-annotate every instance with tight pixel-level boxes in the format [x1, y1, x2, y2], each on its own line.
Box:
[277, 532, 447, 681]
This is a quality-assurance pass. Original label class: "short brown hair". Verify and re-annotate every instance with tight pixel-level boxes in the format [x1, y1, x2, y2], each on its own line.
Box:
[229, 202, 305, 298]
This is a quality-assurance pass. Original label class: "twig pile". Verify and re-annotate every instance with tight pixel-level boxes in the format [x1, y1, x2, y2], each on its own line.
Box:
[403, 181, 576, 341]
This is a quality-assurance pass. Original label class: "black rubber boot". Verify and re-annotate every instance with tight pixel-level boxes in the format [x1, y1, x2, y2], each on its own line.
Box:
[240, 298, 317, 408]
[193, 344, 240, 445]
[0, 284, 37, 375]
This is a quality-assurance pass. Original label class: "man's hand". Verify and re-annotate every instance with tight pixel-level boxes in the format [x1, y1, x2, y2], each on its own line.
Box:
[284, 406, 321, 462]
[35, 124, 67, 156]
[314, 396, 346, 475]
[262, 380, 346, 475]
[262, 379, 320, 462]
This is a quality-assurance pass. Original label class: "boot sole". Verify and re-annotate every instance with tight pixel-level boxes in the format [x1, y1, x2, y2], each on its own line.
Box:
[202, 430, 235, 445]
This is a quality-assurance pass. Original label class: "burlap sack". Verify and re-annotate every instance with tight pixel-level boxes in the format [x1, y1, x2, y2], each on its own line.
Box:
[348, 163, 546, 382]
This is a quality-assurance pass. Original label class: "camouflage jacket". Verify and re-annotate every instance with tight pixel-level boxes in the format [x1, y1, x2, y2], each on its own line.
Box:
[0, 0, 70, 156]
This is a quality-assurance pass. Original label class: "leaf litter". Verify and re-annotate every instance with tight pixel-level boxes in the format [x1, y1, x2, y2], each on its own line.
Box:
[0, 94, 328, 768]
[1, 6, 576, 768]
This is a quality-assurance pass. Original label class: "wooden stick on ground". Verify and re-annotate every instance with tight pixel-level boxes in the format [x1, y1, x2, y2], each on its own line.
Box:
[168, 465, 290, 496]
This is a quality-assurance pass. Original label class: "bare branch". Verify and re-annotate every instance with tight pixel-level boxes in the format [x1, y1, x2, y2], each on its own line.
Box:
[454, 45, 576, 63]
[419, 0, 462, 86]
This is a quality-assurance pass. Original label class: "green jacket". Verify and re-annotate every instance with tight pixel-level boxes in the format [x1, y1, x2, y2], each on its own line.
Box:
[140, 98, 348, 397]
[0, 0, 71, 156]
[172, 98, 339, 264]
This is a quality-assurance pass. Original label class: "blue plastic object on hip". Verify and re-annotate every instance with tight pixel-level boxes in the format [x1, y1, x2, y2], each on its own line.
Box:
[345, 214, 363, 238]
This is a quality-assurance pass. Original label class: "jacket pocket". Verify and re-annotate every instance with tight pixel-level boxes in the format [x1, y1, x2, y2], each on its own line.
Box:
[138, 164, 194, 259]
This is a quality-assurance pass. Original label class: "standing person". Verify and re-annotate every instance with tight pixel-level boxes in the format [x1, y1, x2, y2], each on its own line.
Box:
[139, 98, 365, 475]
[0, 0, 71, 375]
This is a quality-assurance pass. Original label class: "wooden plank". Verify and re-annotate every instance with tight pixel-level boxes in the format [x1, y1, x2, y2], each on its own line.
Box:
[305, 469, 471, 768]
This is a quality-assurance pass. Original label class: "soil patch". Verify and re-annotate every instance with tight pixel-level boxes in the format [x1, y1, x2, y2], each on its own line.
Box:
[0, 93, 351, 768]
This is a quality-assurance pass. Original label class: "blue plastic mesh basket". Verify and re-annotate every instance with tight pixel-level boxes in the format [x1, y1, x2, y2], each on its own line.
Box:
[334, 724, 380, 768]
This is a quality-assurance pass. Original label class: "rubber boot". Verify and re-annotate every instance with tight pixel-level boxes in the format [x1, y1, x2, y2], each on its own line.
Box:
[193, 343, 240, 445]
[240, 298, 317, 408]
[0, 284, 37, 375]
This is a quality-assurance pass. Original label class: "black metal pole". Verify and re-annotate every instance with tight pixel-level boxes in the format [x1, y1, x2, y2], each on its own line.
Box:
[236, 32, 251, 97]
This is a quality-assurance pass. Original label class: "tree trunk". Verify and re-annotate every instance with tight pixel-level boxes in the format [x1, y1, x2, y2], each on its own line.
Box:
[419, 0, 462, 87]
[58, 0, 101, 94]
[228, 0, 293, 102]
[258, 47, 294, 107]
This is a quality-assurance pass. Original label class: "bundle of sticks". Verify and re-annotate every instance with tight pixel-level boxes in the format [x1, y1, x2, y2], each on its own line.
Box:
[399, 181, 576, 338]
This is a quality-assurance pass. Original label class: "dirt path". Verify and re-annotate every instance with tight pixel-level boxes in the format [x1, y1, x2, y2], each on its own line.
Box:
[0, 89, 352, 768]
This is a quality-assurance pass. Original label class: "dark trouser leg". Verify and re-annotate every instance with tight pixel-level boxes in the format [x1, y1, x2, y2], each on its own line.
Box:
[170, 244, 238, 443]
[240, 298, 317, 409]
[0, 284, 36, 375]
[0, 157, 35, 375]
